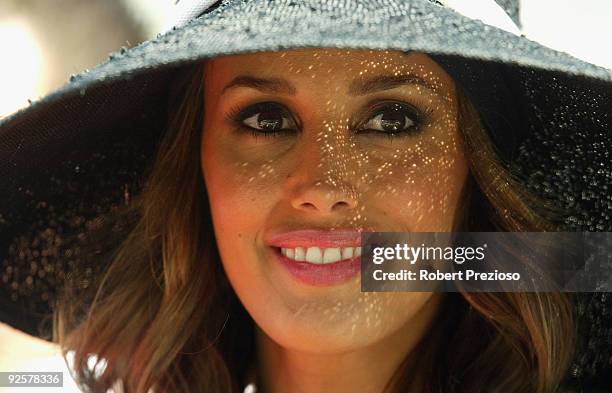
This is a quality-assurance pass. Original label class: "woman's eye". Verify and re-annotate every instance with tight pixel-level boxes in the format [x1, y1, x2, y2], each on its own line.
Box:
[238, 102, 297, 132]
[360, 103, 423, 135]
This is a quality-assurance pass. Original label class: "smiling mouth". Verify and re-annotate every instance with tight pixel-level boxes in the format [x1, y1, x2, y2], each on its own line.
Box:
[275, 245, 362, 264]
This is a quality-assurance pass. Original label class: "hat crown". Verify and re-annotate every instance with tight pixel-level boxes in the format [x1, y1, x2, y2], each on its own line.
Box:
[169, 0, 522, 34]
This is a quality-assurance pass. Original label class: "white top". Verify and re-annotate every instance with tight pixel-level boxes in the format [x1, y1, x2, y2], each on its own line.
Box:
[105, 379, 257, 393]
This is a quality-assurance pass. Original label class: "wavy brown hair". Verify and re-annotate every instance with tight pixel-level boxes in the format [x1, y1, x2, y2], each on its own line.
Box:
[54, 61, 575, 393]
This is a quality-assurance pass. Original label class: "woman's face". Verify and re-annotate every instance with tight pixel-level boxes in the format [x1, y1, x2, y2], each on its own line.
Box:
[201, 49, 468, 353]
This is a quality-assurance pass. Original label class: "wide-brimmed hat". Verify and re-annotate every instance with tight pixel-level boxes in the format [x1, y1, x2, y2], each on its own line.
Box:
[0, 0, 610, 389]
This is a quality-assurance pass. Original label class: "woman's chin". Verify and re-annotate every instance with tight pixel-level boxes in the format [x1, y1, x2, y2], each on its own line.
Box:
[251, 292, 426, 354]
[256, 316, 383, 355]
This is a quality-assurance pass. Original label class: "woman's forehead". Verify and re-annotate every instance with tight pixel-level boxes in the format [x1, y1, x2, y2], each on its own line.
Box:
[204, 48, 455, 93]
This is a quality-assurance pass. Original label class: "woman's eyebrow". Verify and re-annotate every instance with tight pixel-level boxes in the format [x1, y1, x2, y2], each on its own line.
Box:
[348, 74, 438, 95]
[220, 73, 438, 96]
[222, 76, 297, 95]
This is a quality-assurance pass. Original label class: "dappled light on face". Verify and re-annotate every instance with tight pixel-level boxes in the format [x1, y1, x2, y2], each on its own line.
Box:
[201, 47, 466, 353]
[214, 49, 465, 232]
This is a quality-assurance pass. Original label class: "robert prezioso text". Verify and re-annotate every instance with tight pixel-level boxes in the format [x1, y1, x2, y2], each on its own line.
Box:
[372, 269, 521, 281]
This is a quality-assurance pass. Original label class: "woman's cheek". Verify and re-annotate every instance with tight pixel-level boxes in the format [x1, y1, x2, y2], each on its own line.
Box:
[359, 147, 466, 231]
[206, 156, 281, 227]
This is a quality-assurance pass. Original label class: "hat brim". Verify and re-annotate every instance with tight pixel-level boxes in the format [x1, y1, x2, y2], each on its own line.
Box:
[0, 0, 610, 337]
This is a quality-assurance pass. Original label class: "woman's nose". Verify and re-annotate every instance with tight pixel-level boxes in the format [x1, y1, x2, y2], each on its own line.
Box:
[287, 131, 359, 215]
[290, 178, 358, 214]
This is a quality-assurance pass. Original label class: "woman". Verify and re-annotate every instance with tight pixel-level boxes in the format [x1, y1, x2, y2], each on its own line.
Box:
[0, 1, 610, 393]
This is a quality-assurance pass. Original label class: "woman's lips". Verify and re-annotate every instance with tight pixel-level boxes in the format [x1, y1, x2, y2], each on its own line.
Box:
[265, 228, 369, 286]
[265, 228, 367, 248]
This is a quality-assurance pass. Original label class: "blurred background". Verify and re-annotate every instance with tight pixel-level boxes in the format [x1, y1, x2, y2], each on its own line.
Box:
[0, 0, 610, 391]
[0, 0, 143, 119]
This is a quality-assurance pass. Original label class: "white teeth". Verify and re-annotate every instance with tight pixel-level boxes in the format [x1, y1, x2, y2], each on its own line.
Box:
[305, 247, 322, 263]
[280, 246, 360, 264]
[323, 248, 341, 264]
